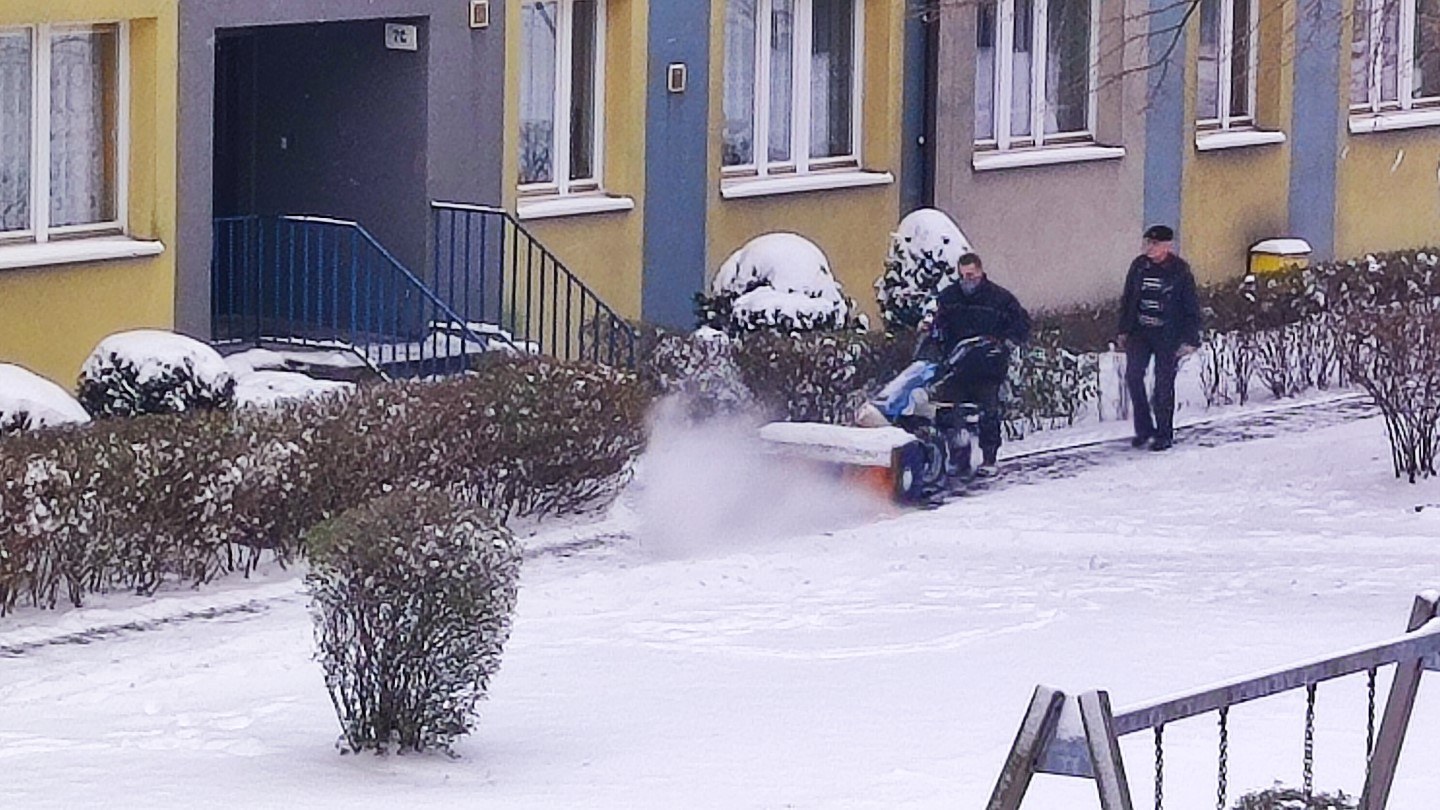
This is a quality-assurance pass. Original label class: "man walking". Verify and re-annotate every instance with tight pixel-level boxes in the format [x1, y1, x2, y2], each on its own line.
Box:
[1117, 225, 1201, 452]
[923, 252, 1030, 476]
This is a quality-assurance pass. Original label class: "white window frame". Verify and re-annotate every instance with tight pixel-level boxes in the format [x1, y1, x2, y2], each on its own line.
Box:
[722, 0, 866, 178]
[1197, 0, 1259, 130]
[518, 0, 606, 197]
[0, 22, 129, 245]
[1352, 0, 1440, 114]
[975, 0, 1100, 152]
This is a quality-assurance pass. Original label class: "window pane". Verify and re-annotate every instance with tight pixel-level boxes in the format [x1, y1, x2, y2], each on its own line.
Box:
[1414, 0, 1440, 99]
[810, 0, 855, 158]
[0, 29, 32, 233]
[519, 1, 558, 185]
[1381, 0, 1400, 102]
[1044, 0, 1091, 134]
[769, 0, 794, 163]
[1229, 0, 1252, 118]
[723, 0, 757, 166]
[975, 1, 997, 140]
[569, 0, 598, 181]
[1351, 0, 1372, 106]
[1197, 0, 1221, 120]
[1010, 0, 1033, 138]
[50, 26, 118, 228]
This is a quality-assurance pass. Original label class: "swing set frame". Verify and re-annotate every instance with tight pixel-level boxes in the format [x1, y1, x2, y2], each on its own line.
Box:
[987, 591, 1440, 810]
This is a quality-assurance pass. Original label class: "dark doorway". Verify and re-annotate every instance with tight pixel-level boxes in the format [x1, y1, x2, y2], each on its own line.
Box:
[213, 32, 258, 218]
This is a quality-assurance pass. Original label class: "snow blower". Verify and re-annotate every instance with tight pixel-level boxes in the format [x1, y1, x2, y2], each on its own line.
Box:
[758, 336, 1002, 505]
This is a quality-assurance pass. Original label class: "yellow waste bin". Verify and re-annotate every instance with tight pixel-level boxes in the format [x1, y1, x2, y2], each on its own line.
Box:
[1248, 238, 1312, 275]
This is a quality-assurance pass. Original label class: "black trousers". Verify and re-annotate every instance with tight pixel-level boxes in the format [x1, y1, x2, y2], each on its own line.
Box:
[1125, 333, 1180, 442]
[937, 378, 1003, 456]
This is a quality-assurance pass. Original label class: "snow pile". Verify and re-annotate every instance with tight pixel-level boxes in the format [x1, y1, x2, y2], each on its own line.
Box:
[700, 233, 854, 334]
[233, 371, 353, 409]
[876, 208, 973, 332]
[0, 363, 91, 434]
[78, 330, 236, 417]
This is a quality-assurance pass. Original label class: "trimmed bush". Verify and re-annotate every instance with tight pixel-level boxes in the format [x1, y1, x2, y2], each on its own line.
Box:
[875, 208, 973, 333]
[77, 330, 236, 418]
[1233, 786, 1356, 809]
[638, 326, 756, 422]
[0, 363, 91, 436]
[730, 329, 916, 424]
[1004, 328, 1100, 438]
[306, 490, 521, 754]
[697, 233, 860, 335]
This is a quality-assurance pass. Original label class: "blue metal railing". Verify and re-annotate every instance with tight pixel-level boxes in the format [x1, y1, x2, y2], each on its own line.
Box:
[431, 202, 638, 369]
[212, 215, 500, 379]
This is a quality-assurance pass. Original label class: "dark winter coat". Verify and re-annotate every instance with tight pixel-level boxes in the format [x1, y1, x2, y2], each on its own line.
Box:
[923, 277, 1031, 382]
[1117, 253, 1202, 348]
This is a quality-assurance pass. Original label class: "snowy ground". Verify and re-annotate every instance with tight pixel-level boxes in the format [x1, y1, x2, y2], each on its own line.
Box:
[2, 402, 1439, 809]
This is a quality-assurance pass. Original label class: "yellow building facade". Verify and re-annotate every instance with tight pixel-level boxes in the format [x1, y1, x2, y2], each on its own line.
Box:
[0, 0, 178, 385]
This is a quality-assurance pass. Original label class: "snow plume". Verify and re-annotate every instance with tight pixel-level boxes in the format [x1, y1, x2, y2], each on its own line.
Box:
[631, 399, 889, 558]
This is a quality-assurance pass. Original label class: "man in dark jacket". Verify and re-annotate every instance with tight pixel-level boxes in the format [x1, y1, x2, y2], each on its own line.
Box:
[1117, 225, 1202, 452]
[921, 253, 1031, 475]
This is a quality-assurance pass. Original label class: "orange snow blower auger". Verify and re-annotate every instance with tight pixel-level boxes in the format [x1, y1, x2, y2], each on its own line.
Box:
[757, 336, 1004, 506]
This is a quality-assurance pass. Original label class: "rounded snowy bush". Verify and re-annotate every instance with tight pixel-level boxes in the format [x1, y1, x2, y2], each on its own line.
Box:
[642, 327, 756, 422]
[875, 208, 973, 332]
[77, 330, 237, 418]
[697, 233, 855, 335]
[305, 490, 522, 754]
[0, 363, 91, 436]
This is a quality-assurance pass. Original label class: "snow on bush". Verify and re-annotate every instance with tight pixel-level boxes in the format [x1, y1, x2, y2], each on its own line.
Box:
[0, 364, 91, 436]
[1003, 329, 1100, 439]
[875, 208, 973, 333]
[77, 330, 236, 418]
[234, 370, 353, 409]
[696, 233, 857, 335]
[1233, 786, 1357, 809]
[640, 327, 756, 422]
[305, 490, 521, 754]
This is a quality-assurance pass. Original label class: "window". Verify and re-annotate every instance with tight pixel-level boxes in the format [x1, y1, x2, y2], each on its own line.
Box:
[1197, 0, 1257, 129]
[722, 0, 862, 175]
[1352, 0, 1440, 112]
[519, 0, 604, 194]
[0, 23, 125, 244]
[974, 0, 1096, 149]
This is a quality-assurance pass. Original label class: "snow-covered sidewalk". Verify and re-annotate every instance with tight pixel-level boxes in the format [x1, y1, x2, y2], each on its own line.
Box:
[2, 406, 1438, 809]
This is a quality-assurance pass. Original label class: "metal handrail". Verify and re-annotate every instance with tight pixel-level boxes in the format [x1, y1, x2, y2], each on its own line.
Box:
[212, 214, 500, 379]
[431, 201, 638, 368]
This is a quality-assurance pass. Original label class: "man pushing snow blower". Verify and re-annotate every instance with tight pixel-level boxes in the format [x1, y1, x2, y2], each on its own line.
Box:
[759, 252, 1030, 504]
[868, 253, 1031, 488]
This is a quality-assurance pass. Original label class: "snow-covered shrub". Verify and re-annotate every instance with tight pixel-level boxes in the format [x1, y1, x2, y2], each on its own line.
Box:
[305, 490, 521, 754]
[638, 326, 756, 422]
[696, 233, 858, 336]
[875, 208, 973, 333]
[77, 330, 236, 418]
[0, 364, 91, 436]
[730, 330, 916, 424]
[1233, 786, 1356, 809]
[1003, 328, 1100, 439]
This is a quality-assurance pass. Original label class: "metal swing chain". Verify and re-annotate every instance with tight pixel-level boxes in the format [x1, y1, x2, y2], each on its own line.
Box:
[1303, 682, 1317, 801]
[1154, 724, 1165, 810]
[1217, 706, 1230, 810]
[1366, 666, 1378, 765]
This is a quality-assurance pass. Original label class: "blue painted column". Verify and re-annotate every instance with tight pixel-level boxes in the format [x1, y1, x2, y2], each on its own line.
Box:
[900, 8, 934, 213]
[1288, 0, 1342, 261]
[1143, 0, 1189, 244]
[642, 2, 713, 329]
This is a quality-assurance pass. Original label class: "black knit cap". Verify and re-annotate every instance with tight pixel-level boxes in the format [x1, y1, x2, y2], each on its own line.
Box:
[1143, 224, 1175, 242]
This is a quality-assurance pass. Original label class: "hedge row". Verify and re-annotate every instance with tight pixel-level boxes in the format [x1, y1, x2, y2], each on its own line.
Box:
[0, 356, 649, 615]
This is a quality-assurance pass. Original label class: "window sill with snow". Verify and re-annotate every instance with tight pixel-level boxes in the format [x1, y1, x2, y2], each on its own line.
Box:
[1348, 109, 1440, 134]
[971, 144, 1126, 172]
[0, 236, 166, 272]
[1194, 129, 1287, 152]
[515, 194, 636, 221]
[719, 170, 894, 200]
